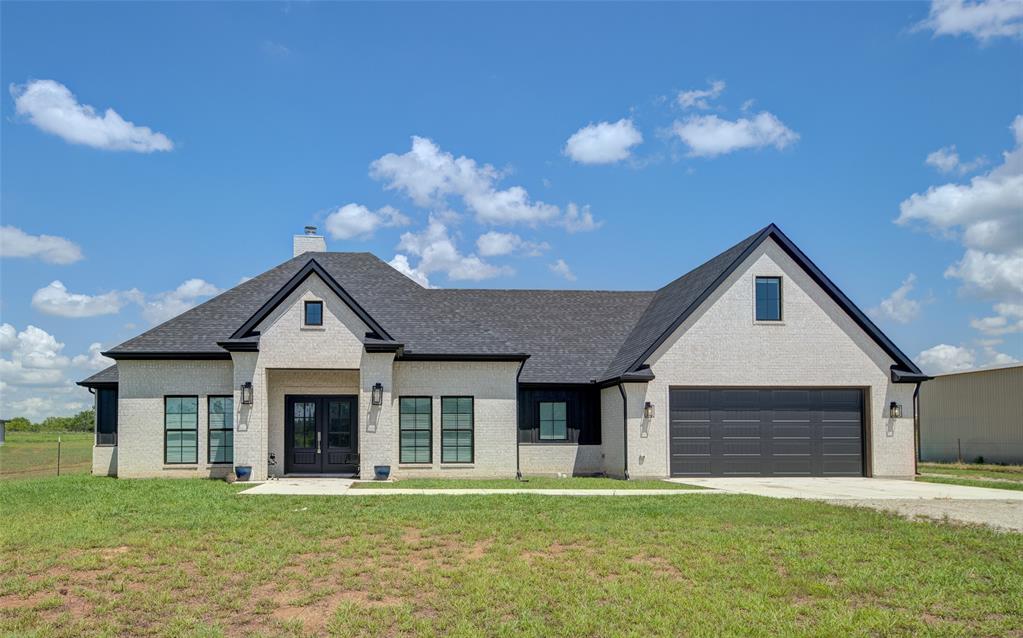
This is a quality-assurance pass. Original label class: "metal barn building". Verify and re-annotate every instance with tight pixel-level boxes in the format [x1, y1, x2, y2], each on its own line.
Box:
[919, 363, 1023, 464]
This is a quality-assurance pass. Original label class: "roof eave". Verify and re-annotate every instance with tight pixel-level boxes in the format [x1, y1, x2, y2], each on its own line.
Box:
[890, 367, 933, 383]
[397, 352, 530, 362]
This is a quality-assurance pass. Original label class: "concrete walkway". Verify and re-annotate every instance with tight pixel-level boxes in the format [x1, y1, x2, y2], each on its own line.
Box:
[237, 478, 709, 497]
[668, 476, 1023, 500]
[669, 477, 1023, 532]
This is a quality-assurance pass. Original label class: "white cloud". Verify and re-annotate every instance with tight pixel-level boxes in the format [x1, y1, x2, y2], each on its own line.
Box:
[475, 231, 549, 257]
[0, 226, 83, 264]
[918, 343, 976, 373]
[10, 79, 173, 152]
[396, 218, 512, 282]
[925, 145, 987, 175]
[370, 136, 591, 229]
[549, 259, 577, 282]
[677, 80, 726, 110]
[672, 112, 799, 158]
[563, 118, 643, 165]
[561, 203, 602, 233]
[31, 281, 129, 318]
[0, 324, 115, 417]
[324, 203, 410, 240]
[0, 323, 18, 351]
[0, 324, 71, 386]
[870, 274, 922, 323]
[915, 0, 1023, 42]
[387, 255, 431, 288]
[140, 278, 221, 325]
[917, 341, 1019, 374]
[72, 342, 114, 370]
[970, 302, 1023, 335]
[897, 115, 1023, 298]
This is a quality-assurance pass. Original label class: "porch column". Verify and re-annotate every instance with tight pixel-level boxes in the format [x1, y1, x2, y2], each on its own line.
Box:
[358, 351, 396, 478]
[231, 352, 269, 480]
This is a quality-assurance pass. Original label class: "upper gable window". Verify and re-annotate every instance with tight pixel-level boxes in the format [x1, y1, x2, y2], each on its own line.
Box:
[755, 277, 782, 321]
[304, 300, 323, 326]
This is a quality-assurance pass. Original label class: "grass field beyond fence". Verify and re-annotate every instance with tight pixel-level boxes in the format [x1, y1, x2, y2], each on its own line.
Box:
[1, 476, 1022, 637]
[0, 431, 92, 479]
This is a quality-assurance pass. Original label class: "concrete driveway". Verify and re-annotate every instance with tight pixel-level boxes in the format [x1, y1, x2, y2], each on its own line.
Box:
[672, 477, 1023, 532]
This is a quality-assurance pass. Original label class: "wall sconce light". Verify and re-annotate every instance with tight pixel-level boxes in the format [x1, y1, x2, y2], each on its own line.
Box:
[889, 401, 902, 419]
[241, 382, 253, 405]
[371, 382, 383, 406]
[644, 401, 655, 419]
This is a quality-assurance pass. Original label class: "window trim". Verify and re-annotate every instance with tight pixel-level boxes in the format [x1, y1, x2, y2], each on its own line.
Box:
[398, 395, 433, 464]
[164, 395, 199, 465]
[207, 395, 234, 465]
[304, 300, 324, 326]
[754, 276, 783, 322]
[440, 395, 474, 464]
[537, 400, 569, 442]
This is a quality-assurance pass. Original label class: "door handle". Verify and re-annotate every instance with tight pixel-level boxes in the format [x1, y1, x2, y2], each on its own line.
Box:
[317, 431, 321, 454]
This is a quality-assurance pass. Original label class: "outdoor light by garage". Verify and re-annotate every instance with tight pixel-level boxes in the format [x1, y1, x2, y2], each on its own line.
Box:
[371, 382, 383, 406]
[644, 401, 655, 419]
[889, 401, 902, 419]
[241, 382, 253, 405]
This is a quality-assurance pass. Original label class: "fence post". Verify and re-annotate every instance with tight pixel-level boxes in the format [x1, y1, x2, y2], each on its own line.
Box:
[57, 436, 62, 476]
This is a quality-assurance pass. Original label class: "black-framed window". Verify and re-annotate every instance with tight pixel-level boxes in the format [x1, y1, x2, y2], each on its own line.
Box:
[755, 276, 782, 321]
[441, 396, 473, 463]
[165, 396, 198, 464]
[304, 300, 323, 326]
[96, 388, 118, 446]
[208, 396, 234, 464]
[399, 397, 432, 463]
[538, 401, 568, 441]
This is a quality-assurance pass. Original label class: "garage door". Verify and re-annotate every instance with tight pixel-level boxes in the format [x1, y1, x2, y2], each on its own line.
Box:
[669, 388, 864, 477]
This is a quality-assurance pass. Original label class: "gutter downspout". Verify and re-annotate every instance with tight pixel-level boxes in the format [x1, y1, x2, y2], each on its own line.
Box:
[617, 383, 630, 480]
[515, 359, 527, 481]
[913, 382, 922, 476]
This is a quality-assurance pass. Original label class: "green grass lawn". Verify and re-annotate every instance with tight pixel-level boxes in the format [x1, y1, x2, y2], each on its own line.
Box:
[2, 477, 1022, 637]
[916, 476, 1023, 491]
[0, 432, 92, 480]
[351, 477, 700, 490]
[919, 461, 1023, 482]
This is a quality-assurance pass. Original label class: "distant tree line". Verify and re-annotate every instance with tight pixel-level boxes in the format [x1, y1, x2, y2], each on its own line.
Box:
[4, 410, 94, 433]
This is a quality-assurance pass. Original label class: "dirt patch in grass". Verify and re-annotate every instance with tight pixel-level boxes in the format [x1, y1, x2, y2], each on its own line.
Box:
[626, 552, 683, 577]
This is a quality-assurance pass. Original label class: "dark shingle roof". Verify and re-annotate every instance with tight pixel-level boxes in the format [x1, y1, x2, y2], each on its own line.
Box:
[97, 224, 921, 386]
[435, 289, 655, 383]
[77, 364, 118, 387]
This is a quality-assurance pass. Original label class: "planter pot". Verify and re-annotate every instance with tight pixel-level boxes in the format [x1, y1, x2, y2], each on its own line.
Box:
[373, 465, 391, 481]
[234, 466, 252, 482]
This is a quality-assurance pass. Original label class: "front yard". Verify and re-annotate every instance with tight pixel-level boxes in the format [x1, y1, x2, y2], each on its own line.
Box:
[2, 476, 1021, 637]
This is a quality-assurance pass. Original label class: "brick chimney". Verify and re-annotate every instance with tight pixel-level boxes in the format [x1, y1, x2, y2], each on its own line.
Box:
[293, 226, 326, 257]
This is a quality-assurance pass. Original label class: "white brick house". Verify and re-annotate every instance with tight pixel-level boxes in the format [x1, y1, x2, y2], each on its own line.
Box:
[80, 224, 929, 481]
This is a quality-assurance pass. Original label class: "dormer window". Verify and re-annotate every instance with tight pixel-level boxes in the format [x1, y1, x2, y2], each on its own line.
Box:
[755, 277, 782, 321]
[304, 300, 323, 326]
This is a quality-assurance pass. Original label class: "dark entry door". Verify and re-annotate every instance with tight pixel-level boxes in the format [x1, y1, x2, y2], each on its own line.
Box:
[285, 395, 358, 474]
[669, 388, 864, 477]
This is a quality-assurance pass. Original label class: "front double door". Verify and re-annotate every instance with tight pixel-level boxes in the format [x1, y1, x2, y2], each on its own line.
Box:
[284, 395, 358, 474]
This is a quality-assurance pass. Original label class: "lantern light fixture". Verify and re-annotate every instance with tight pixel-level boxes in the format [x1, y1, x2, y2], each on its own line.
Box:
[241, 382, 253, 405]
[644, 401, 655, 419]
[889, 401, 902, 419]
[371, 382, 383, 406]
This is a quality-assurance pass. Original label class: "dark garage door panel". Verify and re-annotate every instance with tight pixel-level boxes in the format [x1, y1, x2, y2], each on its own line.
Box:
[669, 388, 864, 477]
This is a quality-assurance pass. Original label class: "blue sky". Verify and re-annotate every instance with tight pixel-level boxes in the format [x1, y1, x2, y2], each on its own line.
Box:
[1, 1, 1021, 418]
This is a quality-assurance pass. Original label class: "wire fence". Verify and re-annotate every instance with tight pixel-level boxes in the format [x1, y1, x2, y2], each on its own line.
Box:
[0, 431, 93, 479]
